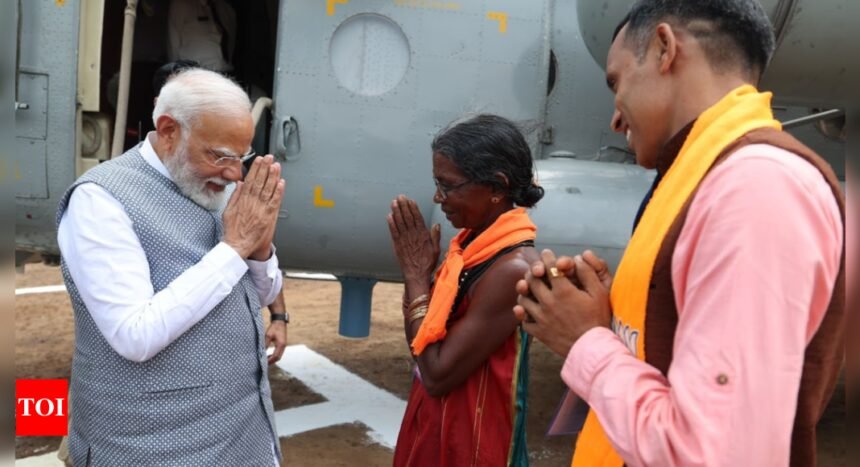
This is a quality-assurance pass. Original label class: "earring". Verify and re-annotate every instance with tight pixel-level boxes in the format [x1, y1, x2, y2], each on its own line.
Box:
[491, 197, 500, 204]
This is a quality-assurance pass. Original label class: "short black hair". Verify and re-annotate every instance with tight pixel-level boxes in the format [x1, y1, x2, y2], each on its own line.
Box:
[431, 114, 544, 208]
[152, 60, 200, 94]
[613, 0, 775, 80]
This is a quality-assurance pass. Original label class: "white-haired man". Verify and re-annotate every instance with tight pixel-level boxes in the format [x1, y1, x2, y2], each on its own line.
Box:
[57, 68, 284, 465]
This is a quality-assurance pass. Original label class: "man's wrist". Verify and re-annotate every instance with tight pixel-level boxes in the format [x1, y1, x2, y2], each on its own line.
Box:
[270, 312, 289, 323]
[404, 279, 430, 301]
[250, 244, 273, 261]
[562, 327, 625, 400]
[223, 239, 252, 259]
[572, 323, 604, 349]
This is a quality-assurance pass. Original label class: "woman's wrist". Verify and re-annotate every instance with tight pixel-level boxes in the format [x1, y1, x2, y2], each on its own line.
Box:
[404, 287, 430, 311]
[404, 279, 430, 302]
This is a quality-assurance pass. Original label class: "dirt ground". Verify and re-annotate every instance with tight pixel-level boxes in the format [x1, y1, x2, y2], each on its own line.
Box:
[15, 264, 847, 466]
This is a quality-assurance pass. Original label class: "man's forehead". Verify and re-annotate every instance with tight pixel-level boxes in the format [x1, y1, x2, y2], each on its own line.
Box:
[607, 25, 637, 71]
[197, 110, 251, 127]
[606, 42, 623, 72]
[195, 112, 252, 135]
[608, 24, 629, 57]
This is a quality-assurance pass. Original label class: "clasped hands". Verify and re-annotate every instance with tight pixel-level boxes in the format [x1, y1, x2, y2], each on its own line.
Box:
[223, 155, 285, 260]
[386, 195, 441, 295]
[513, 249, 614, 357]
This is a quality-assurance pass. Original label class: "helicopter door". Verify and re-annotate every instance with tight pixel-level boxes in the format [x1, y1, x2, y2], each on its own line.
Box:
[270, 0, 551, 277]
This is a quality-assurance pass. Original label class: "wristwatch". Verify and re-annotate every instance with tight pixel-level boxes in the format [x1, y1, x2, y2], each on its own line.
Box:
[270, 312, 289, 323]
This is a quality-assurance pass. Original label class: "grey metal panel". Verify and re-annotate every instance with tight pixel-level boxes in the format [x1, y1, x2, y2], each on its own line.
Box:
[272, 0, 551, 277]
[480, 18, 544, 67]
[763, 0, 857, 108]
[15, 138, 48, 199]
[15, 72, 48, 140]
[272, 178, 409, 280]
[417, 13, 482, 62]
[414, 57, 484, 112]
[15, 0, 80, 253]
[476, 61, 545, 118]
[542, 0, 626, 159]
[528, 159, 653, 270]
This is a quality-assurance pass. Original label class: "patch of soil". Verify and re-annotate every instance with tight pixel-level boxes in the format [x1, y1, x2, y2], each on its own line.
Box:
[280, 423, 392, 467]
[270, 366, 326, 411]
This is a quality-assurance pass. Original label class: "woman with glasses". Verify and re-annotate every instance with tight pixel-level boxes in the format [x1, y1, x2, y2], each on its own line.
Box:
[387, 114, 545, 466]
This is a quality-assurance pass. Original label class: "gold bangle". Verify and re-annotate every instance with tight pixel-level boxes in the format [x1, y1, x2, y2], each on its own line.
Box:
[408, 294, 429, 309]
[407, 305, 428, 323]
[406, 296, 429, 315]
[408, 304, 427, 319]
[407, 301, 428, 315]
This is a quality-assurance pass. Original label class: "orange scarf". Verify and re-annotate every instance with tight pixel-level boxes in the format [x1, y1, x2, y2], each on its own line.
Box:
[572, 85, 782, 466]
[411, 207, 537, 355]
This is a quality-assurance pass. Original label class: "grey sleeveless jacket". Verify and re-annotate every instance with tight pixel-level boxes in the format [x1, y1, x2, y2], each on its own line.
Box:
[57, 146, 279, 466]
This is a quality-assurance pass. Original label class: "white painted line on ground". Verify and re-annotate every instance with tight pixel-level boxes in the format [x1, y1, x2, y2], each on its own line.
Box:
[15, 345, 408, 464]
[274, 401, 354, 437]
[274, 345, 406, 448]
[15, 285, 67, 296]
[15, 452, 61, 466]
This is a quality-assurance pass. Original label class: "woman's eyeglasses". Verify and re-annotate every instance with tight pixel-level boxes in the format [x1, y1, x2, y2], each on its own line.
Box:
[434, 178, 472, 200]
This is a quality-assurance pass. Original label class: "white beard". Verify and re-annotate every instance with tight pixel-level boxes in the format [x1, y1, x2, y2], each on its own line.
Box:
[163, 139, 232, 212]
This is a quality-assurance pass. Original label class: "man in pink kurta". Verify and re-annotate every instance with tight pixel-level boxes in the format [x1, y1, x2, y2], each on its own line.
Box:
[513, 1, 845, 466]
[560, 143, 842, 466]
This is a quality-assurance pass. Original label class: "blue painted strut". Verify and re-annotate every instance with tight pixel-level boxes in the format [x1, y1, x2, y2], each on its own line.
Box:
[337, 276, 377, 338]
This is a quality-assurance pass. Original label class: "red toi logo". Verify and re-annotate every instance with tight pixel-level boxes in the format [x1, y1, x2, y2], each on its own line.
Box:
[16, 379, 69, 436]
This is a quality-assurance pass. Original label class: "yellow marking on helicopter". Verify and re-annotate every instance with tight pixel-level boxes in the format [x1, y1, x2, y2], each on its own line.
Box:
[0, 161, 21, 182]
[327, 0, 349, 16]
[487, 11, 508, 33]
[314, 186, 335, 208]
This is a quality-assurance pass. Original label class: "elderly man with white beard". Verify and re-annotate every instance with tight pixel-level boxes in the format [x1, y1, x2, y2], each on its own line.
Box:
[56, 68, 285, 466]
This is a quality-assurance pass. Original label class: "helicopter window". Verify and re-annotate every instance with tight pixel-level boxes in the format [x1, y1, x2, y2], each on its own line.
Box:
[329, 14, 410, 97]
